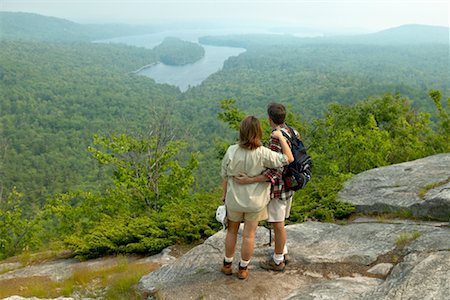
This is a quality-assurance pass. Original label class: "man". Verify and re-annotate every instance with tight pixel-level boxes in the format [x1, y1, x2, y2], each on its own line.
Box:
[234, 102, 299, 271]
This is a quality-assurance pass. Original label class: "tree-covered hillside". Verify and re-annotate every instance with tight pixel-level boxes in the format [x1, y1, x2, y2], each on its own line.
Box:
[0, 13, 449, 260]
[200, 24, 450, 47]
[0, 12, 159, 42]
[176, 38, 449, 188]
[339, 24, 450, 45]
[154, 37, 205, 65]
[185, 43, 449, 116]
[0, 40, 181, 204]
[196, 32, 448, 116]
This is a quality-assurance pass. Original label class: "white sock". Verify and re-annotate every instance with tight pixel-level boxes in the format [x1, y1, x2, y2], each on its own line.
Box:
[273, 253, 284, 265]
[224, 256, 233, 263]
[283, 244, 288, 255]
[239, 259, 250, 267]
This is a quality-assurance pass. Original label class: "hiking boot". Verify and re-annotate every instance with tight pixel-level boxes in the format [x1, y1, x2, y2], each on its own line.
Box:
[221, 260, 232, 275]
[238, 265, 248, 280]
[260, 258, 285, 271]
[284, 253, 290, 265]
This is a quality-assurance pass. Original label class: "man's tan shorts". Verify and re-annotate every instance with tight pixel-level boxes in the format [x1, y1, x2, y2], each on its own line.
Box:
[227, 207, 268, 222]
[267, 196, 292, 222]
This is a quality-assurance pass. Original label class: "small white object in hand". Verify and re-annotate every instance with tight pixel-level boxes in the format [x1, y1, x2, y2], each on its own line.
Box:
[215, 205, 228, 229]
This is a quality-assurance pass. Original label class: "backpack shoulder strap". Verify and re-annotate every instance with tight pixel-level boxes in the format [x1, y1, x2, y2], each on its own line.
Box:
[281, 125, 299, 143]
[280, 127, 293, 146]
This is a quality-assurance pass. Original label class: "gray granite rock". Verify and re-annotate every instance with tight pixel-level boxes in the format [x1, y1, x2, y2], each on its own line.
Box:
[0, 262, 22, 274]
[285, 277, 383, 300]
[285, 222, 437, 265]
[367, 263, 393, 276]
[362, 251, 450, 300]
[137, 222, 450, 300]
[0, 259, 78, 282]
[411, 182, 450, 220]
[406, 229, 450, 252]
[337, 153, 450, 221]
[0, 248, 177, 300]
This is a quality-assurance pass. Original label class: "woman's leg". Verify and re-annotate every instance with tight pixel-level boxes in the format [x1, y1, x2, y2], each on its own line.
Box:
[225, 220, 241, 258]
[240, 220, 258, 261]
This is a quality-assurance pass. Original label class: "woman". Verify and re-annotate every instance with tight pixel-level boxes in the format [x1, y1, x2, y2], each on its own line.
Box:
[220, 115, 293, 279]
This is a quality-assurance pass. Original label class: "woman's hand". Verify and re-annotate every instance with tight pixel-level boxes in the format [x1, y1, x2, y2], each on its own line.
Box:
[271, 130, 283, 140]
[273, 129, 294, 163]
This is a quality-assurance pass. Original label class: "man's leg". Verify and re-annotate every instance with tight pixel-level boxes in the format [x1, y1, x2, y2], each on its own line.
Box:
[272, 221, 286, 257]
[260, 221, 286, 271]
[260, 197, 292, 271]
[268, 197, 291, 256]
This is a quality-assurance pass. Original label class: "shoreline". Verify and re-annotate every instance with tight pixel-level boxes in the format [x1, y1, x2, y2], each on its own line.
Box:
[128, 62, 159, 74]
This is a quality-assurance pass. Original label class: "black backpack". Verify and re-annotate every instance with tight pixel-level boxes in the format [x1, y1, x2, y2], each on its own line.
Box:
[281, 126, 312, 191]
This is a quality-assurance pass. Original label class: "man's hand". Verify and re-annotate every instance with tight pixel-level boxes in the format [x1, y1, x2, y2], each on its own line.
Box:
[233, 173, 253, 184]
[234, 173, 268, 184]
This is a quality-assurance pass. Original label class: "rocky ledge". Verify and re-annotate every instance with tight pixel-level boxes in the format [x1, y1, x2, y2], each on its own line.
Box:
[5, 154, 450, 299]
[137, 220, 449, 299]
[337, 153, 450, 221]
[138, 153, 450, 299]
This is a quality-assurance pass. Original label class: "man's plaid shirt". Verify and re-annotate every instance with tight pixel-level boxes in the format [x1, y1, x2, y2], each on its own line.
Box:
[262, 124, 299, 201]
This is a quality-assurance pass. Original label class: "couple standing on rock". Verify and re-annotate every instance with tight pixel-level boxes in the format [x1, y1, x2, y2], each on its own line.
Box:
[220, 103, 300, 280]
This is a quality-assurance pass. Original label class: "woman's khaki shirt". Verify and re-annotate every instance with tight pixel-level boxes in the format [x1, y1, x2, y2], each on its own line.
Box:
[221, 144, 289, 213]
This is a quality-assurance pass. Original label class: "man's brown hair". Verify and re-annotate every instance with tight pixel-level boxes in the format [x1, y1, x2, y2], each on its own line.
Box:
[239, 116, 263, 150]
[267, 102, 286, 125]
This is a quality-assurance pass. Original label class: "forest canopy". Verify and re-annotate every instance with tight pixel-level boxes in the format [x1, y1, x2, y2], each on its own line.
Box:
[153, 37, 205, 65]
[0, 13, 449, 259]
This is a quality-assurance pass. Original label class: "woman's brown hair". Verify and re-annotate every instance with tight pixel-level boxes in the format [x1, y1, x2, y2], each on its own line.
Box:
[239, 116, 262, 150]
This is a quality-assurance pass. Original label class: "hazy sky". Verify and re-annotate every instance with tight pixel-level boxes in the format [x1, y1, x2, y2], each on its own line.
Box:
[1, 0, 449, 32]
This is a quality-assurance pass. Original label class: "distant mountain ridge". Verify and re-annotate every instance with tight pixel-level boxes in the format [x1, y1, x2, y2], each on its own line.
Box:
[0, 12, 158, 42]
[299, 24, 450, 45]
[340, 24, 450, 44]
[1, 12, 448, 45]
[199, 24, 449, 49]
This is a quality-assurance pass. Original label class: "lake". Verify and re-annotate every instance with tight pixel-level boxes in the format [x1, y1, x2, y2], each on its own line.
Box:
[138, 45, 245, 91]
[98, 29, 248, 91]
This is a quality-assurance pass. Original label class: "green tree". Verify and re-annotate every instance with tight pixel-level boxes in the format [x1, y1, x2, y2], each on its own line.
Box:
[0, 188, 41, 259]
[88, 129, 198, 210]
[42, 128, 213, 259]
[311, 93, 433, 176]
[154, 37, 205, 65]
[428, 90, 450, 152]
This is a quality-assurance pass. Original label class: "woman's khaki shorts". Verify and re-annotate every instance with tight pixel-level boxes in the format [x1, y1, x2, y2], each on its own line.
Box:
[227, 207, 268, 222]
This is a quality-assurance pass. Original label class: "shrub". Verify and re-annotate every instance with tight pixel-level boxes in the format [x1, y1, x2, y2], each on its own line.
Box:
[64, 192, 222, 259]
[289, 174, 355, 223]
